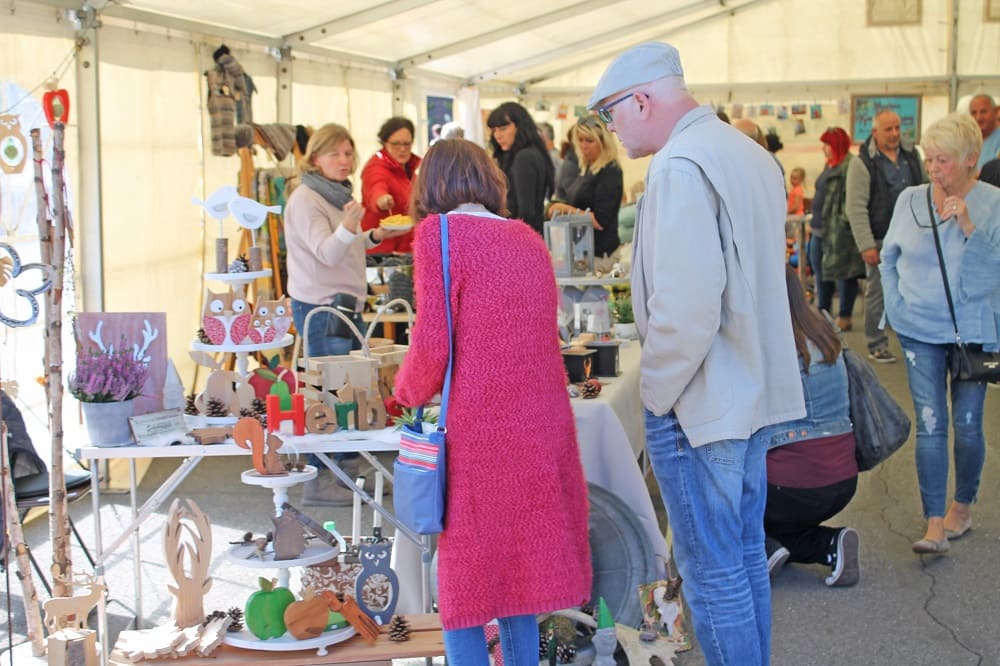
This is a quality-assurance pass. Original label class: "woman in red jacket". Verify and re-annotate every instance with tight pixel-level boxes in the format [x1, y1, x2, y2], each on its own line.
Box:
[360, 116, 422, 254]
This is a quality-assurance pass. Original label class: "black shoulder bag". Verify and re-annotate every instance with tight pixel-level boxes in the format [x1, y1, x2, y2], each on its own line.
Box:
[925, 186, 1000, 382]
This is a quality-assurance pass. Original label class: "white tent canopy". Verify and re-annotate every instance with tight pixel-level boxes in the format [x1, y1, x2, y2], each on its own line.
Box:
[1, 0, 999, 398]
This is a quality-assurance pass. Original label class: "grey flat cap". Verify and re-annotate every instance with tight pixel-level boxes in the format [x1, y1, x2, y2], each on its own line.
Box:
[587, 42, 684, 110]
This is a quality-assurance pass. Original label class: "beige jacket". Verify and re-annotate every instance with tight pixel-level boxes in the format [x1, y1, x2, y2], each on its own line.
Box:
[631, 107, 805, 447]
[284, 184, 377, 306]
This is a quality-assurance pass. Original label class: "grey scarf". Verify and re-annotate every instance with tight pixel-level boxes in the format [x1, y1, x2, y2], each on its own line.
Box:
[301, 171, 353, 209]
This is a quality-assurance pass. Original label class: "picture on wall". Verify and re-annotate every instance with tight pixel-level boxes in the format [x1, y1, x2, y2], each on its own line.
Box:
[426, 95, 454, 144]
[851, 95, 921, 144]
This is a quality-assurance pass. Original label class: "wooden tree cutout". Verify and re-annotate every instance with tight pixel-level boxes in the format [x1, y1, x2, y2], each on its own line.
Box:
[163, 498, 213, 628]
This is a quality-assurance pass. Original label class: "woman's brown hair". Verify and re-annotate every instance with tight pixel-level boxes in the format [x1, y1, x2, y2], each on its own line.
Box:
[410, 139, 509, 219]
[784, 264, 841, 370]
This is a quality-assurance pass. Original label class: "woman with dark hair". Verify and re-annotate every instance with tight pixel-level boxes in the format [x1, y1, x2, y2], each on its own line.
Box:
[809, 127, 862, 331]
[396, 139, 591, 664]
[548, 116, 624, 261]
[765, 265, 860, 587]
[486, 102, 555, 235]
[360, 116, 422, 253]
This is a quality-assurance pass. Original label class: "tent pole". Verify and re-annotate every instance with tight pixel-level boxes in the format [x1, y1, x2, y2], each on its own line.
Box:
[75, 9, 105, 312]
[948, 0, 959, 111]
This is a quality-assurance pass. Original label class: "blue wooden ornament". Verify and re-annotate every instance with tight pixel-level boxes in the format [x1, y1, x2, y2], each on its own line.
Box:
[354, 541, 398, 625]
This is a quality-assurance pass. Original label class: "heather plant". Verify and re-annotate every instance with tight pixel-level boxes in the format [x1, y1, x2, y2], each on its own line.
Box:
[69, 346, 150, 403]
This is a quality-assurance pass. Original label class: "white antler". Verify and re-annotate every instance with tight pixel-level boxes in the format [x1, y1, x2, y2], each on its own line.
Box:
[133, 319, 159, 363]
[88, 320, 108, 353]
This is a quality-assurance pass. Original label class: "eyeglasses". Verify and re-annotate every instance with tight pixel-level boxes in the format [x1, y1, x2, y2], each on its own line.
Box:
[596, 92, 634, 124]
[386, 141, 412, 148]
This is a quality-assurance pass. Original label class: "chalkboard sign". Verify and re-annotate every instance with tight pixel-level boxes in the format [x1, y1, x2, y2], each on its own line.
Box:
[851, 95, 921, 144]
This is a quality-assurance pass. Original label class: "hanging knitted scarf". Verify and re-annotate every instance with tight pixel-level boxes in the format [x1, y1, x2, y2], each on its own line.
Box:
[301, 171, 353, 209]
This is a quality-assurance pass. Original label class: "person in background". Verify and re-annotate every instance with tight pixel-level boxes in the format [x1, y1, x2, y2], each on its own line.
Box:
[980, 157, 1000, 187]
[846, 109, 927, 363]
[734, 118, 768, 149]
[439, 121, 465, 140]
[787, 167, 806, 215]
[556, 126, 579, 200]
[617, 180, 645, 245]
[765, 266, 860, 587]
[880, 112, 1000, 555]
[538, 120, 562, 171]
[969, 94, 1000, 171]
[766, 129, 786, 179]
[395, 139, 591, 664]
[813, 127, 864, 333]
[588, 42, 805, 665]
[487, 102, 555, 235]
[284, 123, 408, 506]
[547, 115, 624, 263]
[360, 116, 422, 254]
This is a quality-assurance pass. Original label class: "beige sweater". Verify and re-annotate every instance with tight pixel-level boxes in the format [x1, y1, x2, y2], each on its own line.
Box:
[284, 184, 376, 307]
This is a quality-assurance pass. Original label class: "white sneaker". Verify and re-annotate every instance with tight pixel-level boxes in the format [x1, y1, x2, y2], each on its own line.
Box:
[767, 546, 790, 578]
[825, 528, 860, 587]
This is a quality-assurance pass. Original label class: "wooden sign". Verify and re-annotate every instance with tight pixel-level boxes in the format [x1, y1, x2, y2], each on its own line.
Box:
[77, 312, 168, 416]
[128, 409, 187, 446]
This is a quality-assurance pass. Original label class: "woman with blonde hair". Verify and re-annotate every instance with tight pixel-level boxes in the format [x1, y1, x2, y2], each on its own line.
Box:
[881, 112, 1000, 554]
[548, 115, 624, 260]
[284, 123, 408, 505]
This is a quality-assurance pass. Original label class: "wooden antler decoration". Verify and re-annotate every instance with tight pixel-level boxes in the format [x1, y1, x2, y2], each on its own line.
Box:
[164, 498, 213, 628]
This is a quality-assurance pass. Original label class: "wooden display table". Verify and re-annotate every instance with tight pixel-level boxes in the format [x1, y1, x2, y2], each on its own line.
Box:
[109, 614, 443, 665]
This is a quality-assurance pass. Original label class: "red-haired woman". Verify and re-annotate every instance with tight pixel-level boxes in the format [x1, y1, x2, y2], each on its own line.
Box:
[808, 127, 863, 331]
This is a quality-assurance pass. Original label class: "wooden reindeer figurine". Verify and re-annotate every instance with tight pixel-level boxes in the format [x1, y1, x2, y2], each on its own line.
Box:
[164, 498, 213, 628]
[42, 573, 105, 633]
[234, 416, 286, 475]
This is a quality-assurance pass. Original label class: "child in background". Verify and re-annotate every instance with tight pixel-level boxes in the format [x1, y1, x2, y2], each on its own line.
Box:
[787, 167, 805, 215]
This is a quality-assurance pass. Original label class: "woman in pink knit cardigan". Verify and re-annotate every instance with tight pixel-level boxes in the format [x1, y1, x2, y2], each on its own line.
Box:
[395, 139, 592, 664]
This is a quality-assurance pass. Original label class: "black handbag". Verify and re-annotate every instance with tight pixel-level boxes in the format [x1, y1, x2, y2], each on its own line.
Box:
[843, 348, 911, 471]
[328, 293, 359, 339]
[925, 187, 1000, 383]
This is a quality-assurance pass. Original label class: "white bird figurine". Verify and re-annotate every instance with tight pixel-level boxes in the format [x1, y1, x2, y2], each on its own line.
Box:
[191, 185, 238, 221]
[229, 196, 282, 231]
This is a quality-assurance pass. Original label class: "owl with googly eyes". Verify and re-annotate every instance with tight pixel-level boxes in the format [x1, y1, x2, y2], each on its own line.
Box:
[247, 296, 292, 343]
[354, 541, 398, 625]
[202, 287, 252, 345]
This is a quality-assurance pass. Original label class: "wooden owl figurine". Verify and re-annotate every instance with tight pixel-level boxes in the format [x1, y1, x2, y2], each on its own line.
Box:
[202, 287, 252, 345]
[248, 296, 291, 343]
[354, 541, 399, 625]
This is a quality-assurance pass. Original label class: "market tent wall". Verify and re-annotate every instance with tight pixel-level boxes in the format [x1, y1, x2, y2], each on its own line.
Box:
[1, 0, 999, 428]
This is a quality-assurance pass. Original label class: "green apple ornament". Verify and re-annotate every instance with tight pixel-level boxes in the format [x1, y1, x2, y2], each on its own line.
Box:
[245, 577, 295, 639]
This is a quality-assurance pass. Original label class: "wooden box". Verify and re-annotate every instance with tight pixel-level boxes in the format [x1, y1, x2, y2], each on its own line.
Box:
[586, 340, 621, 377]
[562, 347, 597, 382]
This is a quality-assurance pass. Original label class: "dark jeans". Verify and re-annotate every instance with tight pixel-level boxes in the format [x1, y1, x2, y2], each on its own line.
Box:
[764, 476, 857, 564]
[808, 235, 860, 318]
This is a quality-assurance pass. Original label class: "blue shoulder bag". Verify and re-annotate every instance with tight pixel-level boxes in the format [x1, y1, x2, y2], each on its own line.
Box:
[393, 214, 454, 535]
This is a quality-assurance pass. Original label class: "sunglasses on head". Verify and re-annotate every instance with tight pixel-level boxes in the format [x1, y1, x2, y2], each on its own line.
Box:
[577, 115, 605, 129]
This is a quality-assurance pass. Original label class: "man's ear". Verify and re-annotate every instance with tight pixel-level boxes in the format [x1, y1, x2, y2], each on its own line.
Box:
[633, 92, 650, 117]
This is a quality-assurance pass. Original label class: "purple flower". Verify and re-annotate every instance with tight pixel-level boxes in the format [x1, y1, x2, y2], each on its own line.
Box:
[68, 341, 150, 403]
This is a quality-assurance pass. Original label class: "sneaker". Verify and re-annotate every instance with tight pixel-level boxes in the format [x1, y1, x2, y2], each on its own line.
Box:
[767, 546, 791, 579]
[825, 527, 860, 587]
[868, 348, 896, 364]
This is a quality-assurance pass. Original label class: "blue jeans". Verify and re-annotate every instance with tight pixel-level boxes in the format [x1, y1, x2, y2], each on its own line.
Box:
[897, 334, 987, 517]
[645, 409, 770, 666]
[442, 615, 538, 666]
[808, 235, 859, 318]
[291, 298, 363, 464]
[291, 298, 363, 358]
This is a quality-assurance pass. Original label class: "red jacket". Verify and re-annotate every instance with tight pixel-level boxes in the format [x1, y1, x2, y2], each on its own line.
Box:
[360, 150, 421, 253]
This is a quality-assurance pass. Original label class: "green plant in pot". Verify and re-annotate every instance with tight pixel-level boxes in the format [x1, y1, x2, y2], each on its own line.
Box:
[612, 296, 638, 340]
[69, 346, 149, 446]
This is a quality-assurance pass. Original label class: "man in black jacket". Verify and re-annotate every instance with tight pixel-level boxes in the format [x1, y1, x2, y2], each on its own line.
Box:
[846, 110, 926, 363]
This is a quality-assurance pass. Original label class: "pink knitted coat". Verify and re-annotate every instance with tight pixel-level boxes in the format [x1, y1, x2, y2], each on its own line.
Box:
[395, 212, 592, 631]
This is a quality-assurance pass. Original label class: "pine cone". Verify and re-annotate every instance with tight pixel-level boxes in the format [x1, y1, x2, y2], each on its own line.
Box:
[203, 609, 226, 626]
[251, 397, 267, 416]
[388, 614, 411, 642]
[226, 607, 244, 632]
[580, 379, 601, 399]
[228, 254, 249, 273]
[556, 642, 577, 664]
[185, 393, 200, 416]
[205, 396, 229, 417]
[196, 327, 212, 344]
